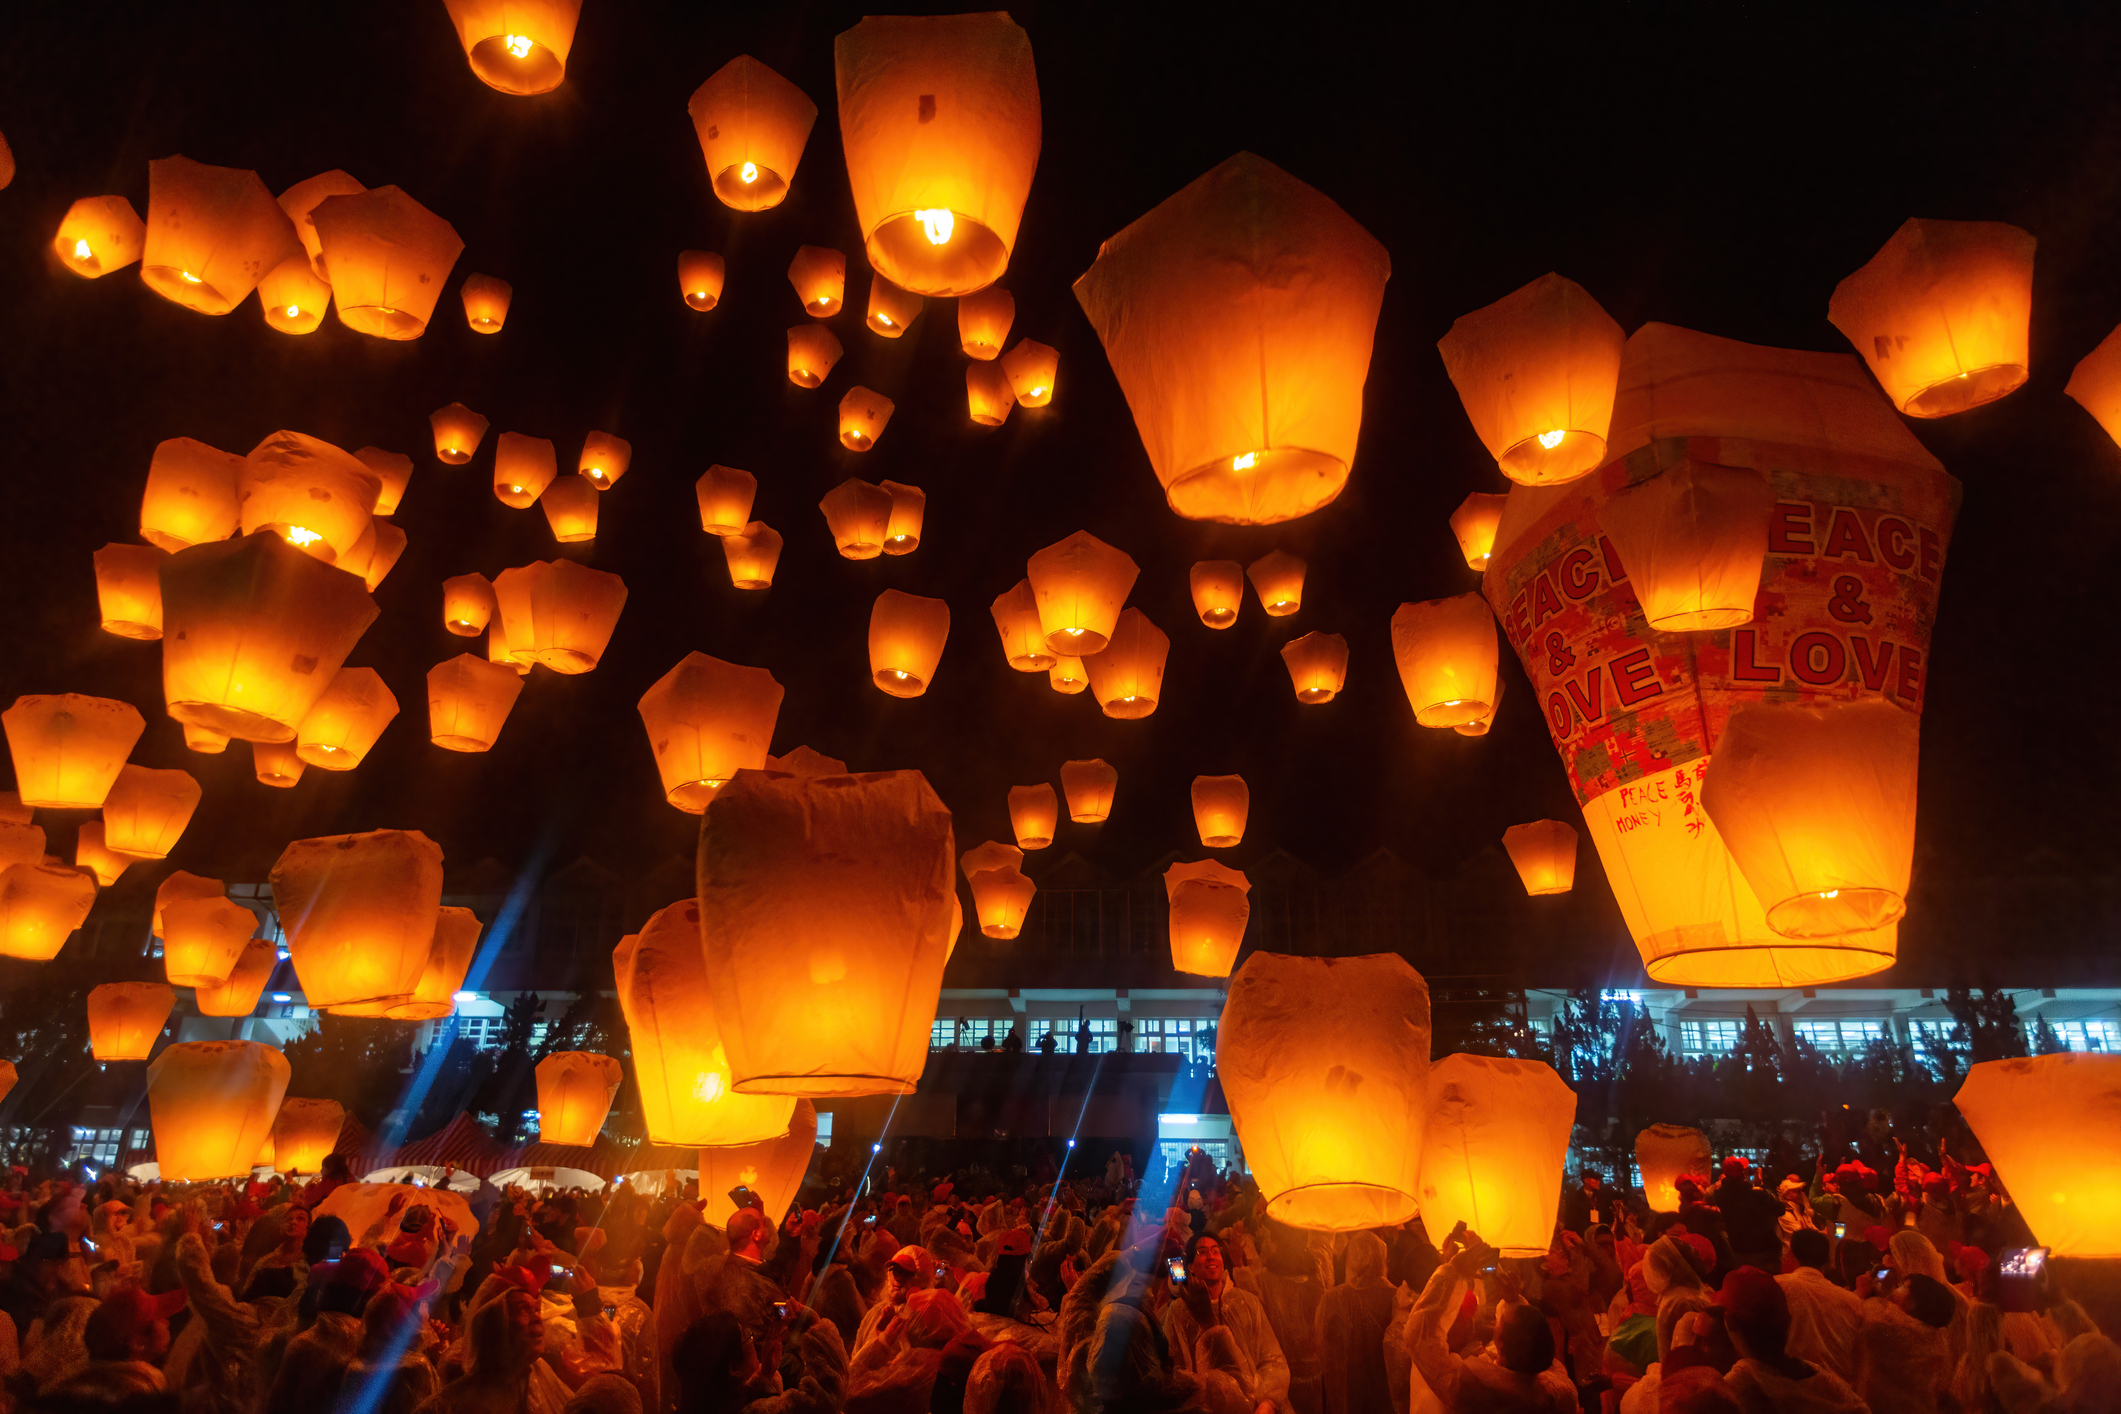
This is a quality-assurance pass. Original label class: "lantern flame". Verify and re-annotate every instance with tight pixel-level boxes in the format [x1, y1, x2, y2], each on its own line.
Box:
[1537, 428, 1567, 450]
[284, 527, 322, 547]
[1232, 451, 1258, 471]
[285, 305, 300, 318]
[691, 1070, 726, 1103]
[740, 162, 759, 184]
[916, 209, 955, 245]
[505, 34, 533, 58]
[877, 315, 894, 327]
[181, 271, 201, 283]
[73, 239, 91, 260]
[1029, 385, 1048, 398]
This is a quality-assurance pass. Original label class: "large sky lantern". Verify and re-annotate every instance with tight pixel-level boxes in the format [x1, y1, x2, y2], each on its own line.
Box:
[1437, 273, 1626, 487]
[1164, 860, 1251, 978]
[251, 740, 307, 788]
[270, 1098, 345, 1174]
[834, 12, 1041, 297]
[1636, 1124, 1713, 1213]
[1059, 759, 1117, 823]
[0, 821, 44, 871]
[140, 156, 301, 315]
[94, 543, 168, 640]
[1073, 153, 1390, 525]
[789, 246, 847, 316]
[868, 590, 951, 698]
[1246, 551, 1306, 617]
[579, 432, 632, 491]
[161, 531, 380, 743]
[820, 478, 895, 558]
[695, 466, 758, 536]
[354, 448, 414, 517]
[1415, 1054, 1577, 1256]
[616, 899, 798, 1143]
[1186, 561, 1244, 630]
[989, 580, 1056, 671]
[145, 1041, 288, 1183]
[838, 387, 895, 451]
[492, 560, 629, 674]
[1828, 217, 2037, 418]
[1048, 657, 1087, 694]
[100, 764, 201, 858]
[963, 840, 1035, 940]
[493, 432, 559, 509]
[240, 431, 380, 566]
[88, 982, 175, 1062]
[701, 769, 955, 1096]
[1220, 952, 1429, 1231]
[1450, 492, 1508, 572]
[0, 863, 96, 961]
[75, 823, 142, 888]
[295, 667, 400, 770]
[866, 272, 925, 338]
[698, 1100, 818, 1229]
[786, 326, 844, 388]
[2066, 321, 2121, 453]
[723, 523, 783, 590]
[258, 255, 330, 334]
[534, 1052, 623, 1146]
[679, 250, 726, 311]
[998, 339, 1057, 407]
[1956, 1056, 2121, 1258]
[1191, 774, 1250, 848]
[141, 437, 242, 553]
[1599, 462, 1774, 631]
[540, 474, 601, 542]
[385, 905, 482, 1019]
[270, 829, 444, 1011]
[1084, 608, 1169, 719]
[441, 0, 581, 95]
[1501, 820, 1578, 896]
[442, 574, 496, 636]
[635, 652, 786, 812]
[1280, 631, 1348, 704]
[158, 896, 255, 989]
[430, 403, 490, 465]
[4, 694, 144, 809]
[153, 871, 224, 939]
[309, 187, 463, 339]
[966, 362, 1015, 426]
[460, 273, 512, 333]
[959, 286, 1014, 359]
[338, 506, 406, 589]
[276, 169, 365, 279]
[193, 936, 277, 1017]
[688, 55, 818, 212]
[1486, 323, 1954, 988]
[1390, 593, 1498, 728]
[1027, 530, 1138, 655]
[1007, 784, 1059, 850]
[54, 196, 146, 278]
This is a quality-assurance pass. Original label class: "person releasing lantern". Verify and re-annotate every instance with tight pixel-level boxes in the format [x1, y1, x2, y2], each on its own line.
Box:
[140, 156, 301, 315]
[1415, 1054, 1577, 1256]
[696, 466, 758, 536]
[688, 55, 818, 212]
[1438, 273, 1626, 487]
[431, 403, 489, 465]
[146, 1041, 289, 1182]
[819, 479, 895, 558]
[838, 388, 895, 451]
[492, 559, 628, 673]
[1027, 531, 1138, 655]
[1390, 594, 1498, 728]
[868, 591, 950, 698]
[100, 765, 201, 858]
[428, 655, 524, 753]
[1059, 759, 1117, 823]
[270, 829, 444, 1012]
[1007, 784, 1059, 850]
[1191, 776, 1249, 848]
[1083, 608, 1168, 719]
[1449, 492, 1508, 571]
[53, 196, 145, 278]
[579, 432, 631, 490]
[787, 326, 844, 388]
[441, 0, 581, 95]
[723, 523, 783, 590]
[88, 982, 175, 1062]
[959, 287, 1014, 359]
[1501, 820, 1578, 895]
[635, 653, 785, 812]
[698, 1101, 818, 1229]
[310, 187, 464, 340]
[93, 543, 168, 639]
[1280, 632, 1348, 704]
[539, 474, 600, 542]
[535, 1053, 623, 1147]
[788, 246, 846, 316]
[3, 694, 144, 809]
[1165, 860, 1250, 977]
[679, 250, 726, 311]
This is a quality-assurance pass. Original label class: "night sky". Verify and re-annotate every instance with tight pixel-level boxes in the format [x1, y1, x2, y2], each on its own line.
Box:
[4, 4, 2120, 983]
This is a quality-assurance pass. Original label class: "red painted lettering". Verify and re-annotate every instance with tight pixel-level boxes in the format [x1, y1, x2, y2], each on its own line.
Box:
[1790, 629, 1847, 686]
[1768, 501, 1816, 555]
[1531, 574, 1564, 630]
[1850, 635, 1896, 692]
[1918, 527, 1942, 583]
[1732, 629, 1781, 683]
[1564, 670, 1606, 725]
[1876, 516, 1915, 571]
[1560, 547, 1600, 600]
[1896, 645, 1924, 704]
[1599, 535, 1627, 583]
[1610, 648, 1663, 707]
[1508, 590, 1531, 645]
[1546, 691, 1573, 737]
[1821, 507, 1877, 562]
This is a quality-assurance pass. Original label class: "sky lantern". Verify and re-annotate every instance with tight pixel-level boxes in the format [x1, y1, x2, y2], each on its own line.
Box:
[2068, 322, 2121, 450]
[789, 246, 846, 316]
[141, 438, 242, 553]
[1438, 273, 1625, 487]
[493, 433, 558, 508]
[75, 823, 142, 888]
[635, 653, 785, 812]
[1221, 952, 1429, 1230]
[181, 723, 230, 754]
[1280, 631, 1348, 704]
[1828, 217, 2036, 418]
[838, 387, 895, 451]
[492, 559, 629, 673]
[696, 466, 758, 536]
[1390, 594, 1498, 728]
[251, 740, 306, 788]
[698, 1101, 817, 1229]
[1192, 775, 1250, 848]
[310, 187, 463, 339]
[1956, 1056, 2121, 1257]
[88, 982, 174, 1062]
[702, 770, 954, 1095]
[94, 543, 167, 639]
[271, 829, 444, 1011]
[539, 474, 600, 542]
[441, 0, 580, 94]
[1049, 657, 1086, 694]
[723, 523, 783, 590]
[0, 863, 96, 960]
[259, 256, 329, 334]
[617, 899, 798, 1143]
[1450, 493, 1507, 571]
[486, 615, 527, 675]
[4, 694, 144, 808]
[1165, 860, 1249, 977]
[1059, 759, 1117, 823]
[1084, 608, 1168, 719]
[866, 272, 924, 337]
[688, 55, 817, 211]
[295, 667, 399, 770]
[54, 196, 145, 278]
[344, 517, 407, 589]
[270, 1099, 345, 1174]
[1416, 1055, 1576, 1256]
[1246, 551, 1305, 616]
[100, 765, 200, 858]
[140, 156, 300, 315]
[460, 273, 512, 333]
[966, 362, 1015, 426]
[193, 936, 277, 1017]
[959, 287, 1013, 359]
[1636, 1124, 1713, 1213]
[535, 1053, 622, 1146]
[153, 871, 223, 939]
[1600, 462, 1773, 631]
[161, 531, 379, 743]
[430, 403, 489, 465]
[276, 169, 364, 278]
[1501, 820, 1578, 895]
[869, 590, 950, 697]
[963, 840, 1034, 940]
[767, 745, 847, 776]
[1027, 530, 1138, 655]
[819, 478, 894, 558]
[1189, 561, 1244, 629]
[679, 250, 726, 311]
[146, 1041, 288, 1182]
[787, 326, 843, 388]
[385, 905, 481, 1019]
[834, 12, 1040, 296]
[1073, 153, 1389, 524]
[998, 339, 1056, 407]
[579, 432, 631, 490]
[881, 481, 925, 553]
[239, 431, 379, 565]
[354, 448, 413, 517]
[989, 580, 1057, 671]
[443, 574, 495, 636]
[1008, 784, 1059, 849]
[0, 797, 25, 825]
[0, 821, 42, 871]
[1460, 678, 1508, 739]
[158, 895, 256, 989]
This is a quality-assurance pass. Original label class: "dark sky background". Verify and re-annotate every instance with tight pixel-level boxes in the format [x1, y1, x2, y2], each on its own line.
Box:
[4, 3, 2121, 982]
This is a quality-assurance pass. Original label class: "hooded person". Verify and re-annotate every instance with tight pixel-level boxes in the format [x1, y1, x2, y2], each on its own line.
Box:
[344, 1281, 444, 1414]
[1886, 1229, 1970, 1374]
[1618, 1289, 1713, 1414]
[1405, 1235, 1573, 1413]
[1775, 1228, 1864, 1383]
[1609, 1235, 1709, 1374]
[420, 1285, 570, 1414]
[965, 1338, 1055, 1414]
[1161, 1232, 1292, 1414]
[656, 1203, 708, 1413]
[852, 1246, 936, 1359]
[165, 1216, 293, 1414]
[588, 1253, 660, 1411]
[1716, 1266, 1866, 1413]
[266, 1247, 390, 1414]
[22, 1292, 99, 1391]
[1312, 1232, 1391, 1414]
[1853, 1271, 1954, 1414]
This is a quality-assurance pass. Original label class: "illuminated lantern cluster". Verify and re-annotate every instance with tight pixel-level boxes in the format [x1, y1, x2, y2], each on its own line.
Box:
[540, 475, 599, 542]
[89, 982, 175, 1061]
[1000, 340, 1056, 406]
[310, 187, 463, 339]
[460, 273, 512, 333]
[1028, 531, 1137, 655]
[1391, 594, 1497, 728]
[93, 544, 165, 641]
[194, 936, 277, 1016]
[294, 668, 397, 770]
[535, 1053, 623, 1147]
[239, 431, 379, 565]
[1059, 759, 1116, 823]
[1165, 860, 1250, 977]
[4, 694, 144, 808]
[278, 170, 364, 277]
[431, 403, 489, 465]
[990, 581, 1056, 671]
[443, 574, 495, 636]
[959, 287, 1014, 359]
[355, 448, 413, 516]
[1829, 218, 2036, 418]
[1600, 462, 1773, 631]
[271, 1098, 346, 1174]
[839, 388, 895, 451]
[1192, 775, 1249, 848]
[1280, 632, 1347, 704]
[428, 655, 523, 753]
[962, 840, 1035, 941]
[1956, 1055, 2121, 1257]
[867, 273, 924, 337]
[1501, 820, 1578, 896]
[635, 653, 785, 812]
[1438, 273, 1625, 486]
[102, 765, 200, 858]
[154, 872, 222, 937]
[696, 466, 758, 536]
[141, 156, 300, 315]
[679, 251, 726, 311]
[1084, 609, 1168, 719]
[1247, 552, 1305, 616]
[442, 0, 581, 95]
[492, 560, 629, 673]
[698, 1100, 818, 1228]
[75, 823, 142, 888]
[141, 438, 242, 552]
[270, 829, 444, 1011]
[881, 482, 925, 553]
[723, 524, 783, 590]
[252, 740, 306, 788]
[55, 197, 145, 278]
[579, 433, 630, 490]
[494, 433, 558, 508]
[789, 246, 846, 316]
[1450, 493, 1507, 571]
[787, 327, 843, 388]
[820, 479, 894, 558]
[689, 55, 818, 212]
[1008, 784, 1058, 850]
[1416, 1054, 1577, 1256]
[869, 592, 950, 698]
[146, 1041, 289, 1182]
[1636, 1124, 1713, 1213]
[160, 895, 256, 989]
[0, 863, 97, 960]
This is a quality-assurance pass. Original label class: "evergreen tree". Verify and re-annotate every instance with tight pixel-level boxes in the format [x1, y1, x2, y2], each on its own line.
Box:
[1944, 989, 2031, 1063]
[2031, 1016, 2068, 1055]
[283, 1016, 416, 1130]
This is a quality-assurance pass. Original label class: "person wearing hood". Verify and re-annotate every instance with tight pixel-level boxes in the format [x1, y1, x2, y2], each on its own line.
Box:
[1312, 1232, 1391, 1414]
[165, 1201, 291, 1414]
[418, 1285, 558, 1414]
[343, 1281, 446, 1414]
[1717, 1267, 1866, 1413]
[853, 1246, 937, 1357]
[1160, 1233, 1290, 1414]
[586, 1254, 659, 1411]
[1775, 1228, 1863, 1383]
[1407, 1231, 1573, 1413]
[1852, 1269, 1954, 1414]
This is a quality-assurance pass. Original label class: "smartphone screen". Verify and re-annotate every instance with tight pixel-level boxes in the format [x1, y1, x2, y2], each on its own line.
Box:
[550, 1263, 568, 1278]
[1833, 1223, 1846, 1239]
[1167, 1257, 1187, 1284]
[2000, 1247, 2049, 1279]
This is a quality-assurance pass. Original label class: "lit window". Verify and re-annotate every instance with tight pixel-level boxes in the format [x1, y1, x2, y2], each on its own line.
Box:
[2051, 1019, 2121, 1053]
[1679, 1019, 1741, 1058]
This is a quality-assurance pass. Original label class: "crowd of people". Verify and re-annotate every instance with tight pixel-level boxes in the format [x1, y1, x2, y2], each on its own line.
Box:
[0, 1130, 2107, 1414]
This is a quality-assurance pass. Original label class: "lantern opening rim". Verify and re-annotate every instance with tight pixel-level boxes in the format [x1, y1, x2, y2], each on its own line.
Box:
[1498, 429, 1609, 485]
[1764, 888, 1907, 940]
[866, 213, 1007, 299]
[1261, 1181, 1418, 1233]
[465, 35, 566, 95]
[712, 164, 790, 211]
[731, 1075, 919, 1099]
[1166, 447, 1347, 526]
[171, 702, 299, 746]
[142, 266, 239, 315]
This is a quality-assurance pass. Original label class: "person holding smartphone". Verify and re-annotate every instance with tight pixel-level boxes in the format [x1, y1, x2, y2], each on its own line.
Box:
[1158, 1234, 1291, 1414]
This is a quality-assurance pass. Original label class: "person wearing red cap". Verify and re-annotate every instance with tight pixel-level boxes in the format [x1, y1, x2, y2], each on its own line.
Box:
[1719, 1266, 1865, 1412]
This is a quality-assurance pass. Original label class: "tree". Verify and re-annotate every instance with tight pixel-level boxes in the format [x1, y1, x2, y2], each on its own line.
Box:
[2031, 1016, 2067, 1056]
[1944, 989, 2030, 1063]
[283, 1016, 415, 1131]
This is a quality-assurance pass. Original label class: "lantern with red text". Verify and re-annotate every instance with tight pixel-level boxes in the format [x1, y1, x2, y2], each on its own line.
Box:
[1955, 1055, 2121, 1257]
[238, 431, 379, 565]
[820, 479, 894, 559]
[1829, 218, 2035, 418]
[866, 273, 923, 337]
[1416, 1055, 1576, 1256]
[3, 694, 144, 808]
[966, 363, 1014, 425]
[493, 433, 557, 509]
[443, 575, 495, 636]
[1501, 820, 1577, 896]
[698, 1100, 818, 1228]
[839, 388, 894, 451]
[881, 482, 925, 554]
[311, 187, 462, 339]
[1390, 594, 1497, 728]
[789, 247, 845, 316]
[142, 438, 242, 552]
[260, 256, 329, 333]
[54, 197, 145, 278]
[696, 467, 758, 537]
[990, 581, 1056, 671]
[869, 591, 949, 698]
[94, 544, 167, 640]
[461, 274, 511, 333]
[428, 654, 523, 753]
[1000, 340, 1056, 407]
[679, 250, 726, 311]
[194, 937, 276, 1017]
[75, 823, 141, 888]
[963, 841, 1033, 941]
[101, 765, 200, 858]
[1027, 531, 1137, 655]
[271, 830, 444, 1011]
[540, 475, 599, 543]
[1084, 609, 1167, 719]
[1600, 462, 1774, 631]
[636, 653, 785, 812]
[1438, 274, 1625, 486]
[1165, 860, 1249, 977]
[0, 863, 96, 960]
[1192, 775, 1248, 848]
[1281, 632, 1347, 704]
[1060, 760, 1117, 823]
[295, 668, 397, 770]
[787, 326, 843, 388]
[1190, 562, 1243, 629]
[442, 0, 581, 94]
[1008, 784, 1058, 850]
[959, 287, 1013, 359]
[251, 740, 305, 788]
[141, 156, 300, 315]
[160, 895, 256, 989]
[536, 1053, 623, 1146]
[492, 560, 628, 673]
[431, 404, 488, 465]
[723, 524, 782, 590]
[579, 433, 630, 491]
[270, 1099, 344, 1174]
[89, 982, 174, 1061]
[1450, 493, 1508, 571]
[146, 1041, 289, 1181]
[1636, 1124, 1713, 1213]
[689, 55, 817, 211]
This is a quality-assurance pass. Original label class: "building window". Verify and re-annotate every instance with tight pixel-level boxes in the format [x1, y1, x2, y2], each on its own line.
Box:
[453, 1016, 506, 1050]
[1793, 1019, 1886, 1060]
[2050, 1019, 2121, 1053]
[1678, 1019, 1742, 1058]
[934, 1018, 1021, 1049]
[1136, 1019, 1200, 1061]
[66, 1127, 121, 1169]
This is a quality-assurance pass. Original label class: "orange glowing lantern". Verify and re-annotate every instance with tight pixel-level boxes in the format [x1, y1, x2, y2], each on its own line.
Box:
[1189, 561, 1243, 629]
[1280, 631, 1348, 704]
[0, 821, 41, 871]
[635, 652, 786, 812]
[1008, 784, 1059, 850]
[141, 156, 300, 315]
[959, 287, 1014, 359]
[295, 667, 399, 770]
[966, 362, 1015, 425]
[579, 432, 631, 491]
[999, 340, 1056, 407]
[3, 694, 144, 809]
[75, 823, 142, 888]
[461, 273, 512, 333]
[540, 474, 600, 543]
[181, 723, 229, 754]
[1050, 657, 1087, 693]
[1955, 1055, 2121, 1258]
[442, 574, 495, 636]
[441, 0, 581, 95]
[869, 591, 950, 698]
[1083, 608, 1167, 719]
[0, 1063, 12, 1106]
[492, 559, 629, 673]
[839, 387, 894, 451]
[251, 741, 305, 788]
[1636, 1125, 1713, 1214]
[723, 523, 783, 590]
[259, 256, 329, 334]
[1416, 1054, 1576, 1256]
[990, 580, 1056, 671]
[0, 797, 26, 826]
[354, 448, 413, 517]
[1599, 462, 1773, 631]
[820, 479, 894, 559]
[350, 525, 406, 594]
[310, 187, 463, 340]
[238, 430, 380, 565]
[679, 250, 726, 311]
[1390, 594, 1497, 728]
[271, 829, 444, 1009]
[153, 872, 222, 938]
[0, 863, 96, 961]
[1450, 493, 1508, 571]
[159, 895, 257, 989]
[789, 246, 846, 316]
[866, 272, 924, 337]
[1247, 551, 1306, 616]
[431, 403, 489, 465]
[194, 936, 277, 1017]
[1027, 530, 1138, 655]
[493, 433, 558, 509]
[385, 905, 481, 1020]
[141, 438, 242, 553]
[1165, 860, 1250, 977]
[54, 196, 145, 278]
[787, 326, 844, 388]
[145, 1041, 289, 1182]
[688, 55, 818, 212]
[767, 746, 847, 777]
[100, 765, 200, 859]
[1192, 775, 1249, 848]
[94, 543, 168, 639]
[963, 841, 1034, 941]
[697, 1100, 818, 1228]
[89, 982, 174, 1061]
[276, 169, 365, 278]
[881, 481, 925, 554]
[486, 616, 527, 675]
[1059, 759, 1117, 824]
[1438, 273, 1625, 487]
[270, 1099, 345, 1173]
[536, 1053, 622, 1146]
[696, 466, 758, 536]
[1501, 820, 1578, 896]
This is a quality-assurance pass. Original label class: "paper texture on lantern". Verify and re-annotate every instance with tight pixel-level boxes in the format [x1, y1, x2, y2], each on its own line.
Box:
[430, 403, 489, 465]
[1956, 1056, 2121, 1257]
[616, 900, 797, 1145]
[1501, 820, 1578, 896]
[869, 591, 950, 697]
[540, 474, 600, 542]
[277, 169, 365, 278]
[492, 559, 628, 674]
[296, 667, 398, 770]
[441, 0, 581, 94]
[1191, 775, 1249, 848]
[1636, 1124, 1713, 1213]
[767, 745, 848, 777]
[1828, 217, 2035, 418]
[967, 865, 1035, 940]
[1073, 153, 1389, 524]
[2066, 322, 2121, 450]
[75, 823, 141, 888]
[699, 770, 956, 1096]
[1059, 760, 1117, 823]
[3, 694, 144, 808]
[689, 55, 817, 211]
[443, 574, 495, 635]
[1281, 632, 1347, 704]
[1165, 860, 1249, 977]
[696, 466, 758, 536]
[94, 543, 168, 639]
[159, 896, 255, 988]
[486, 616, 528, 675]
[1417, 1054, 1576, 1257]
[54, 196, 145, 278]
[259, 256, 329, 334]
[0, 863, 96, 960]
[315, 1184, 478, 1246]
[880, 482, 925, 554]
[723, 523, 782, 589]
[270, 1098, 345, 1173]
[309, 187, 463, 339]
[153, 871, 223, 939]
[141, 156, 301, 315]
[239, 431, 380, 566]
[699, 1100, 818, 1227]
[579, 432, 631, 490]
[959, 287, 1014, 359]
[535, 1052, 623, 1146]
[966, 362, 1014, 425]
[1220, 953, 1429, 1231]
[353, 448, 413, 517]
[999, 339, 1056, 407]
[194, 936, 277, 1017]
[1189, 561, 1243, 629]
[493, 432, 558, 508]
[636, 652, 786, 812]
[101, 765, 200, 858]
[142, 437, 243, 552]
[461, 273, 512, 332]
[820, 479, 894, 559]
[787, 326, 843, 388]
[1450, 493, 1508, 571]
[838, 388, 894, 451]
[251, 740, 305, 787]
[271, 829, 444, 1010]
[0, 821, 43, 871]
[386, 905, 481, 1019]
[834, 13, 1040, 296]
[789, 246, 846, 316]
[679, 250, 726, 311]
[1599, 462, 1772, 631]
[1246, 552, 1305, 616]
[1007, 784, 1058, 850]
[1083, 608, 1168, 719]
[1049, 657, 1087, 694]
[961, 839, 1022, 881]
[1027, 531, 1138, 655]
[989, 580, 1056, 671]
[1391, 594, 1497, 728]
[1438, 273, 1624, 486]
[88, 982, 175, 1061]
[148, 1041, 289, 1181]
[428, 654, 523, 753]
[866, 272, 924, 337]
[0, 796, 26, 825]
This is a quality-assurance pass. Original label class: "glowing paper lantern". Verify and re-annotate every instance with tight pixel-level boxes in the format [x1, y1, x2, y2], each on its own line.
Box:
[0, 821, 42, 871]
[141, 438, 242, 554]
[1390, 594, 1497, 728]
[94, 543, 168, 639]
[959, 287, 1013, 359]
[820, 479, 894, 559]
[238, 431, 380, 565]
[145, 1041, 289, 1182]
[1083, 608, 1167, 719]
[461, 273, 511, 333]
[867, 273, 924, 338]
[154, 873, 224, 938]
[141, 156, 300, 315]
[442, 575, 495, 636]
[54, 196, 145, 278]
[1192, 775, 1248, 848]
[251, 741, 305, 788]
[1599, 462, 1773, 631]
[1280, 632, 1348, 704]
[493, 433, 558, 509]
[441, 0, 581, 95]
[0, 864, 96, 960]
[966, 362, 1015, 425]
[999, 340, 1056, 407]
[787, 326, 843, 388]
[159, 896, 256, 988]
[75, 823, 142, 888]
[1416, 1054, 1576, 1256]
[181, 723, 229, 754]
[1636, 1125, 1713, 1214]
[616, 899, 797, 1143]
[161, 532, 379, 743]
[1059, 759, 1117, 823]
[1828, 217, 2036, 418]
[990, 580, 1056, 671]
[696, 466, 758, 536]
[1501, 820, 1577, 896]
[1243, 552, 1305, 616]
[1027, 531, 1138, 655]
[0, 797, 26, 826]
[573, 435, 628, 493]
[963, 841, 1033, 941]
[1008, 784, 1058, 850]
[259, 256, 329, 334]
[310, 187, 463, 339]
[1438, 274, 1625, 487]
[834, 12, 1041, 296]
[688, 55, 818, 212]
[1165, 860, 1249, 977]
[869, 591, 950, 698]
[1955, 1055, 2121, 1257]
[431, 403, 489, 465]
[271, 1099, 345, 1174]
[194, 936, 276, 1017]
[486, 617, 527, 675]
[723, 523, 782, 589]
[1450, 493, 1508, 571]
[277, 169, 365, 278]
[270, 829, 444, 1010]
[1049, 657, 1087, 694]
[1073, 153, 1389, 524]
[636, 653, 786, 812]
[679, 250, 726, 311]
[0, 1062, 12, 1106]
[789, 246, 846, 316]
[535, 1053, 623, 1146]
[881, 481, 925, 554]
[492, 559, 629, 673]
[1189, 561, 1243, 629]
[88, 982, 174, 1061]
[355, 449, 413, 517]
[540, 474, 600, 542]
[3, 695, 144, 808]
[768, 745, 847, 777]
[383, 905, 481, 1020]
[839, 388, 894, 451]
[698, 1100, 818, 1228]
[353, 525, 405, 596]
[100, 765, 200, 859]
[295, 667, 398, 770]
